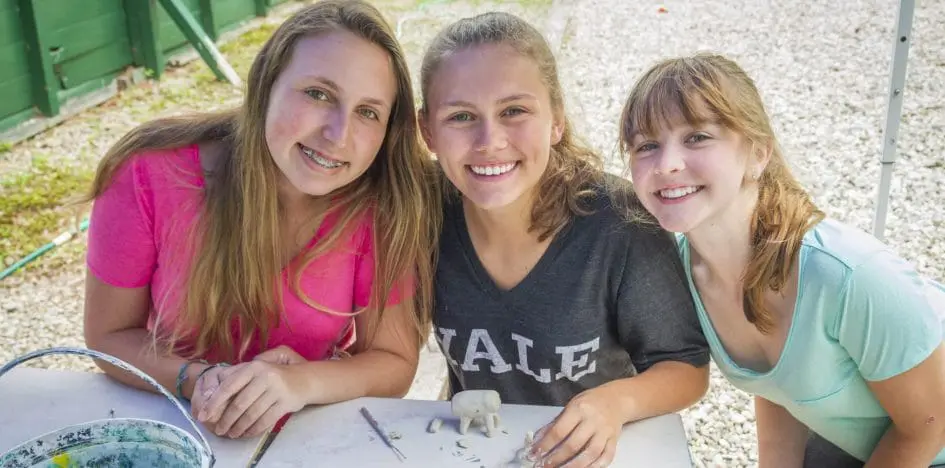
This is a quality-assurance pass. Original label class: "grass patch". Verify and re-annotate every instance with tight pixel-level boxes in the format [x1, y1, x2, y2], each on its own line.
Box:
[194, 23, 279, 85]
[0, 157, 92, 268]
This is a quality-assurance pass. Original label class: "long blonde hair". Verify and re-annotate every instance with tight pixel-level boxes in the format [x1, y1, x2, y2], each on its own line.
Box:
[619, 53, 825, 334]
[419, 11, 604, 241]
[86, 0, 438, 361]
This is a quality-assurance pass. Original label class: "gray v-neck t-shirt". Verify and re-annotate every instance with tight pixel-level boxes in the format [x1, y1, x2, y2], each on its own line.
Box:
[433, 178, 710, 406]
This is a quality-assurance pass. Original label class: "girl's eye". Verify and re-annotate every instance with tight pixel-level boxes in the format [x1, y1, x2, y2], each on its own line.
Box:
[358, 108, 379, 120]
[686, 133, 710, 144]
[636, 142, 658, 153]
[448, 112, 474, 122]
[502, 107, 526, 117]
[305, 89, 329, 101]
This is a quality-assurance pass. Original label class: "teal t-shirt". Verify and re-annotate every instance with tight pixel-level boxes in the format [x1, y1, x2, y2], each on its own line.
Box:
[678, 218, 945, 463]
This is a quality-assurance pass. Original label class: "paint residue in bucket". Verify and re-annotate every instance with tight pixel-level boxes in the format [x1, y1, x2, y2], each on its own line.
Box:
[51, 452, 70, 467]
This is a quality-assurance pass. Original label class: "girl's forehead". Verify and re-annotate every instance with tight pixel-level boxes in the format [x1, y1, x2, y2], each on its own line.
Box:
[426, 44, 547, 104]
[628, 96, 720, 139]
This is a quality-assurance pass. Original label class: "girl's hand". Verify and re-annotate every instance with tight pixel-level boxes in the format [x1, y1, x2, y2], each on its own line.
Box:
[254, 345, 306, 365]
[198, 361, 306, 438]
[530, 386, 623, 467]
[189, 363, 232, 434]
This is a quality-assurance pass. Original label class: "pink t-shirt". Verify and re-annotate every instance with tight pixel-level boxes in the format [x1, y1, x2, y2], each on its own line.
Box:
[86, 144, 403, 363]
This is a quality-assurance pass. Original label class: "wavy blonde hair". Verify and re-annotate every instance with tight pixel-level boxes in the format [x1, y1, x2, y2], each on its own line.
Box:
[86, 0, 438, 361]
[619, 53, 825, 334]
[419, 11, 604, 241]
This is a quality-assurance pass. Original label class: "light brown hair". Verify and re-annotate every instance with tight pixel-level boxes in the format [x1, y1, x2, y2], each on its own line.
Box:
[419, 11, 603, 241]
[86, 0, 438, 360]
[619, 53, 825, 334]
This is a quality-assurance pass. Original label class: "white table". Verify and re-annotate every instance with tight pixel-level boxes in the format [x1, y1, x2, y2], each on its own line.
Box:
[0, 367, 260, 465]
[0, 368, 694, 467]
[258, 397, 693, 467]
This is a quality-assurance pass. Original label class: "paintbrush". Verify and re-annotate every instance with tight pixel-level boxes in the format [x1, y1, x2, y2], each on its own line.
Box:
[359, 406, 407, 462]
[246, 413, 291, 467]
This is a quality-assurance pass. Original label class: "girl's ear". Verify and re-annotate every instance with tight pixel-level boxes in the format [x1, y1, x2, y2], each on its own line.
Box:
[551, 113, 564, 145]
[748, 139, 773, 181]
[419, 110, 434, 150]
[756, 140, 773, 172]
[552, 124, 563, 145]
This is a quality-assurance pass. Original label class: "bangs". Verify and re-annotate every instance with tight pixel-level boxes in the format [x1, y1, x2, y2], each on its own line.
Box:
[620, 58, 734, 151]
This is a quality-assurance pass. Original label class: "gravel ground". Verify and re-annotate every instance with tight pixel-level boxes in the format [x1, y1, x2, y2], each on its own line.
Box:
[1, 1, 943, 467]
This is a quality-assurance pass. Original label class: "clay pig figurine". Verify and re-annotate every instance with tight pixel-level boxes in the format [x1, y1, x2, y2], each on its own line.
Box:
[451, 389, 502, 437]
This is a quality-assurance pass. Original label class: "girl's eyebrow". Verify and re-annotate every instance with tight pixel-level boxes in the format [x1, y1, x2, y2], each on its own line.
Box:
[299, 74, 391, 110]
[441, 99, 476, 108]
[496, 93, 537, 104]
[441, 93, 538, 109]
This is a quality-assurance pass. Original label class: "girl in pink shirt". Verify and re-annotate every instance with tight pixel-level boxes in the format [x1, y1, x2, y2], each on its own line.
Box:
[82, 0, 438, 440]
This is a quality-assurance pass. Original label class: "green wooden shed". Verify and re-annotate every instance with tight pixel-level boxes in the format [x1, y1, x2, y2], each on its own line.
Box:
[0, 0, 293, 138]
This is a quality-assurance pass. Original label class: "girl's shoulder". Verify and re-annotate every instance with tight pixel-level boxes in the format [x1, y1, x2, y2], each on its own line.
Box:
[799, 218, 897, 275]
[797, 218, 943, 317]
[110, 144, 205, 190]
[579, 172, 663, 234]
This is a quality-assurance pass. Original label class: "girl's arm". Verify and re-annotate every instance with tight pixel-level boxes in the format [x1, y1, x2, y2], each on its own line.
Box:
[286, 299, 421, 402]
[83, 154, 223, 407]
[530, 361, 707, 467]
[576, 360, 708, 422]
[832, 252, 945, 467]
[83, 273, 211, 400]
[531, 225, 711, 467]
[755, 396, 809, 468]
[864, 344, 945, 468]
[199, 300, 421, 438]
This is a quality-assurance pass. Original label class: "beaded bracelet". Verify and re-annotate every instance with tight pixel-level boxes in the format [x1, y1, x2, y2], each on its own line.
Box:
[174, 359, 208, 400]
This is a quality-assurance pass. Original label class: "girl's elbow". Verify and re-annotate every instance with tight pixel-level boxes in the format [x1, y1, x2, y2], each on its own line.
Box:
[686, 364, 711, 402]
[890, 412, 945, 448]
[382, 371, 415, 398]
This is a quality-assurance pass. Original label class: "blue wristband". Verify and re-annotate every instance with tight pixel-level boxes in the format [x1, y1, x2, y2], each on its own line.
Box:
[194, 362, 231, 386]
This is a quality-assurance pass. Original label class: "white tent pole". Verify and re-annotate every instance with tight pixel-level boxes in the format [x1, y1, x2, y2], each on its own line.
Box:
[873, 0, 915, 240]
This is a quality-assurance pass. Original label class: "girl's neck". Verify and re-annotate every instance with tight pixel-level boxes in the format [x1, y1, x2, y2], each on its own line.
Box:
[686, 188, 758, 288]
[462, 188, 539, 247]
[277, 177, 329, 259]
[277, 176, 325, 218]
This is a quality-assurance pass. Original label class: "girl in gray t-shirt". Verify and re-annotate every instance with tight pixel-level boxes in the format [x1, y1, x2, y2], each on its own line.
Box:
[417, 11, 711, 468]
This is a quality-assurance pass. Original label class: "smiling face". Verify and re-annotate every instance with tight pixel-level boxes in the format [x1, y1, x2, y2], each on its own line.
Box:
[420, 43, 562, 211]
[627, 105, 764, 234]
[265, 29, 397, 199]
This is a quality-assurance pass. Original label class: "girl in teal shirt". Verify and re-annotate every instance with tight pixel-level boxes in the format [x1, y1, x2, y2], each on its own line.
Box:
[619, 52, 945, 467]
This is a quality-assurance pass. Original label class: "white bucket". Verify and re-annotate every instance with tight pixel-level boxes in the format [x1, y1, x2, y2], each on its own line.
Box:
[0, 347, 215, 467]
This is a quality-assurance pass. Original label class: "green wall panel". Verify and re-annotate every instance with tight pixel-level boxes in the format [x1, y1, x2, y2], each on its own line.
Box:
[46, 10, 129, 63]
[2, 0, 281, 133]
[0, 1, 22, 46]
[0, 75, 33, 121]
[57, 39, 133, 88]
[0, 42, 28, 83]
[31, 0, 120, 32]
[157, 0, 202, 53]
[212, 0, 256, 34]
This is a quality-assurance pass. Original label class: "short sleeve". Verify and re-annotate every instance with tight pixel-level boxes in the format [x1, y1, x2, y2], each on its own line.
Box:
[836, 251, 943, 381]
[353, 214, 414, 309]
[86, 158, 157, 288]
[617, 225, 710, 373]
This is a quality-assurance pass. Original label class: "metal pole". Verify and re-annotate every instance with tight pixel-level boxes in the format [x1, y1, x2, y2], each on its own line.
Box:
[873, 0, 915, 240]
